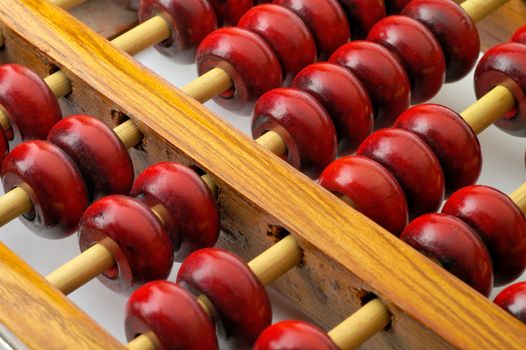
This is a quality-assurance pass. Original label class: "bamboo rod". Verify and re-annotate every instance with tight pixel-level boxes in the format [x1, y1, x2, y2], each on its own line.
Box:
[460, 85, 516, 134]
[509, 182, 526, 215]
[0, 187, 33, 227]
[113, 119, 143, 149]
[45, 243, 114, 295]
[126, 332, 159, 350]
[181, 68, 233, 104]
[52, 0, 87, 10]
[328, 299, 391, 350]
[44, 71, 72, 99]
[110, 16, 170, 57]
[0, 108, 10, 132]
[461, 0, 509, 23]
[255, 130, 287, 157]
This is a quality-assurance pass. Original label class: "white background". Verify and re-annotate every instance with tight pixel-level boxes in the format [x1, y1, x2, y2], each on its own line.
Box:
[1, 45, 525, 348]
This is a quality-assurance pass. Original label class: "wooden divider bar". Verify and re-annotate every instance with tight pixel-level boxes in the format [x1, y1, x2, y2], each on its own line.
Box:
[0, 1, 525, 349]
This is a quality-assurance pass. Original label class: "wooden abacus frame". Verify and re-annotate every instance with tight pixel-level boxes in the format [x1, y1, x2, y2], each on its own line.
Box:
[0, 0, 526, 349]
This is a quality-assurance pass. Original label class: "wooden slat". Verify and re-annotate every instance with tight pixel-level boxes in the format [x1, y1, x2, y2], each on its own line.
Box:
[0, 243, 125, 350]
[0, 1, 525, 349]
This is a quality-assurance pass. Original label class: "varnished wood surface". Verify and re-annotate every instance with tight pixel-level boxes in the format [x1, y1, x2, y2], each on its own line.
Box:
[0, 243, 125, 349]
[0, 1, 525, 349]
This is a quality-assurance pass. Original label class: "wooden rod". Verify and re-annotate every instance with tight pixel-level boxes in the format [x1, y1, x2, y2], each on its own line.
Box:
[460, 85, 516, 134]
[461, 0, 509, 23]
[52, 0, 87, 10]
[126, 332, 159, 350]
[0, 108, 10, 132]
[113, 119, 143, 149]
[110, 16, 170, 57]
[509, 182, 526, 215]
[181, 68, 233, 104]
[44, 71, 72, 99]
[45, 243, 114, 295]
[328, 299, 391, 350]
[0, 187, 33, 227]
[255, 130, 287, 157]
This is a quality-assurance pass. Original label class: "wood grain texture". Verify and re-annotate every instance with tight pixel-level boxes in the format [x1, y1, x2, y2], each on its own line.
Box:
[0, 1, 525, 349]
[0, 243, 125, 349]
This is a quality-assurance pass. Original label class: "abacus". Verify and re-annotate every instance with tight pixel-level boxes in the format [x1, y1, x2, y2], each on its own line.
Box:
[1, 0, 526, 349]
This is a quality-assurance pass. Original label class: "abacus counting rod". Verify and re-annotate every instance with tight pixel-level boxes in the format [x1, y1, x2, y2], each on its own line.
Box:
[0, 186, 33, 227]
[509, 182, 526, 215]
[461, 0, 509, 23]
[127, 332, 158, 350]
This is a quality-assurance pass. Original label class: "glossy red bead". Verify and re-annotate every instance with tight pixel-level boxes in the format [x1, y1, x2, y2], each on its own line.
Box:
[0, 64, 61, 143]
[319, 156, 408, 235]
[272, 0, 350, 59]
[394, 104, 481, 195]
[47, 115, 134, 200]
[494, 282, 526, 323]
[197, 27, 282, 112]
[368, 16, 446, 103]
[330, 41, 410, 129]
[1, 141, 88, 239]
[338, 0, 386, 39]
[239, 4, 316, 83]
[254, 320, 337, 350]
[138, 0, 217, 62]
[208, 0, 252, 25]
[442, 185, 526, 286]
[0, 128, 8, 167]
[78, 195, 174, 294]
[291, 62, 373, 154]
[402, 0, 479, 82]
[177, 248, 272, 345]
[512, 25, 526, 45]
[131, 162, 220, 261]
[474, 43, 526, 136]
[401, 213, 493, 296]
[126, 281, 218, 349]
[357, 128, 444, 218]
[384, 0, 411, 14]
[252, 88, 337, 178]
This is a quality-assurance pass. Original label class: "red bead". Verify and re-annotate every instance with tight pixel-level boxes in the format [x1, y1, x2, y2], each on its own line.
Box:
[47, 115, 134, 200]
[338, 0, 386, 39]
[357, 128, 445, 218]
[2, 141, 88, 239]
[177, 248, 272, 345]
[78, 195, 174, 294]
[329, 41, 410, 129]
[131, 162, 220, 261]
[394, 104, 481, 195]
[368, 16, 446, 103]
[401, 213, 493, 296]
[319, 156, 408, 235]
[126, 281, 218, 349]
[494, 282, 526, 323]
[252, 88, 337, 178]
[254, 320, 337, 350]
[197, 27, 282, 112]
[138, 0, 217, 62]
[0, 128, 8, 167]
[442, 185, 526, 286]
[402, 0, 479, 82]
[208, 0, 253, 25]
[512, 25, 526, 45]
[272, 0, 350, 59]
[0, 64, 61, 143]
[384, 0, 411, 14]
[474, 43, 526, 136]
[291, 62, 373, 154]
[238, 4, 316, 82]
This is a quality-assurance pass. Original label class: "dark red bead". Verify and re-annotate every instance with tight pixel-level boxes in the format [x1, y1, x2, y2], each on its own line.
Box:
[330, 41, 410, 129]
[1, 141, 88, 239]
[368, 16, 446, 103]
[126, 281, 218, 349]
[512, 25, 526, 45]
[474, 43, 526, 136]
[252, 88, 337, 178]
[402, 0, 479, 82]
[394, 104, 481, 195]
[196, 27, 282, 112]
[357, 128, 444, 218]
[138, 0, 217, 62]
[0, 64, 61, 143]
[47, 115, 134, 200]
[0, 128, 8, 168]
[254, 320, 337, 350]
[442, 185, 526, 286]
[494, 282, 526, 323]
[384, 0, 411, 14]
[319, 156, 408, 235]
[238, 4, 316, 83]
[78, 195, 174, 294]
[338, 0, 386, 39]
[401, 213, 493, 296]
[131, 162, 220, 261]
[177, 248, 272, 345]
[272, 0, 350, 59]
[291, 62, 373, 154]
[208, 0, 253, 25]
